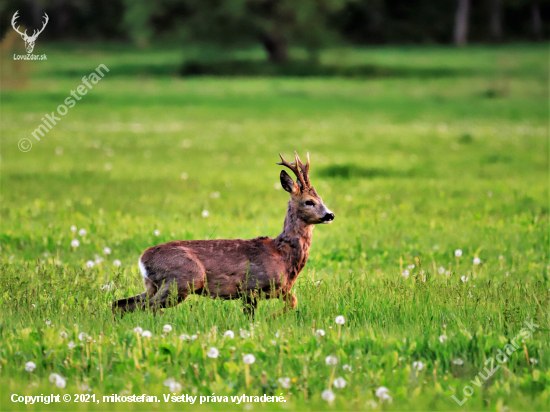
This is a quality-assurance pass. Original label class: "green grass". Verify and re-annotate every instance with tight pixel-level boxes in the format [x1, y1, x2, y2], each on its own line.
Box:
[1, 43, 549, 411]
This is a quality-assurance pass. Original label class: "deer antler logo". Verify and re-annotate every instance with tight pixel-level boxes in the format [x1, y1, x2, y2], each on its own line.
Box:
[11, 10, 49, 54]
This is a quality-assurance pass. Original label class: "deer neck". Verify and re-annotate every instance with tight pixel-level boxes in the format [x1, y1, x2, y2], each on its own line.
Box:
[275, 202, 314, 286]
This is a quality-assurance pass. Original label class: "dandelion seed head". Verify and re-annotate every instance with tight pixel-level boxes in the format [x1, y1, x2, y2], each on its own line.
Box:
[321, 389, 335, 402]
[455, 249, 463, 257]
[315, 329, 325, 337]
[278, 377, 291, 388]
[86, 260, 94, 268]
[113, 259, 121, 267]
[333, 377, 347, 388]
[78, 228, 87, 237]
[71, 239, 80, 248]
[25, 361, 36, 372]
[134, 327, 143, 334]
[223, 330, 234, 339]
[202, 210, 209, 218]
[473, 257, 481, 265]
[207, 347, 219, 358]
[335, 315, 345, 325]
[103, 247, 111, 255]
[439, 335, 447, 343]
[325, 355, 337, 366]
[243, 354, 255, 364]
[162, 324, 172, 333]
[141, 331, 152, 338]
[413, 361, 424, 371]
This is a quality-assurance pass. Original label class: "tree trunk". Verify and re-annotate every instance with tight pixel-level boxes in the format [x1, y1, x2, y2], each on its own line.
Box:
[454, 0, 470, 46]
[531, 1, 543, 40]
[489, 0, 503, 41]
[261, 32, 288, 64]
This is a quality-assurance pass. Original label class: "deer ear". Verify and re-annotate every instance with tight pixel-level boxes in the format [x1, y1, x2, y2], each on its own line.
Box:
[280, 170, 299, 194]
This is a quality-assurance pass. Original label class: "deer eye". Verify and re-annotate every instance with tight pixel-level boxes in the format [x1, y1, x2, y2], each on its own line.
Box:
[305, 200, 315, 206]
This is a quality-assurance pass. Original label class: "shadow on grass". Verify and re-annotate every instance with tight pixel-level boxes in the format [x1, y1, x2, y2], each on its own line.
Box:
[47, 60, 472, 79]
[317, 164, 417, 179]
[181, 60, 472, 78]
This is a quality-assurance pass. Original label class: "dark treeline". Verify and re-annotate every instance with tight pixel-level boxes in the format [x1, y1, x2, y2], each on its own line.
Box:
[1, 0, 547, 61]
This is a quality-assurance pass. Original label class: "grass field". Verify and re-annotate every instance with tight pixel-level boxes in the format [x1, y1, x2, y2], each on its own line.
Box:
[1, 43, 549, 411]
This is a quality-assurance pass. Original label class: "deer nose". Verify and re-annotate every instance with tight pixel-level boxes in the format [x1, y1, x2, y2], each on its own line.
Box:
[322, 212, 335, 222]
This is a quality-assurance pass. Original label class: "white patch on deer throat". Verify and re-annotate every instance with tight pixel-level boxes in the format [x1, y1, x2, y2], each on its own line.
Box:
[138, 258, 148, 279]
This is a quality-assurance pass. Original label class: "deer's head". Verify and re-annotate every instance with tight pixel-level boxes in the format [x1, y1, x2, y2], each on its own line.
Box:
[278, 151, 335, 225]
[11, 11, 49, 54]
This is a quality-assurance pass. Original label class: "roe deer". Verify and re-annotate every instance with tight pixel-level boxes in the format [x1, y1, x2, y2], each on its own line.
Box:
[112, 151, 334, 317]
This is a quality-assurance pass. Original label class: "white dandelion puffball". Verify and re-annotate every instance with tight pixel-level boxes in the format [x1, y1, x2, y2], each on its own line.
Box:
[461, 276, 469, 283]
[408, 264, 415, 269]
[49, 373, 66, 388]
[103, 247, 111, 255]
[325, 355, 337, 366]
[321, 389, 335, 402]
[207, 347, 219, 358]
[473, 257, 481, 265]
[154, 230, 160, 236]
[164, 378, 182, 392]
[71, 225, 77, 232]
[240, 330, 250, 338]
[68, 341, 76, 349]
[375, 386, 389, 398]
[202, 210, 209, 218]
[333, 377, 347, 388]
[530, 358, 538, 364]
[223, 330, 235, 339]
[78, 332, 88, 341]
[413, 361, 424, 371]
[191, 334, 198, 340]
[86, 260, 94, 268]
[455, 249, 463, 257]
[179, 334, 190, 341]
[141, 331, 152, 338]
[335, 315, 345, 325]
[343, 364, 352, 371]
[278, 377, 291, 389]
[163, 324, 172, 333]
[78, 228, 87, 236]
[113, 259, 121, 267]
[380, 393, 392, 403]
[134, 327, 143, 334]
[402, 270, 410, 278]
[439, 335, 447, 343]
[438, 267, 445, 274]
[315, 329, 325, 337]
[59, 331, 68, 338]
[25, 361, 36, 372]
[71, 239, 80, 248]
[243, 354, 255, 364]
[453, 359, 464, 365]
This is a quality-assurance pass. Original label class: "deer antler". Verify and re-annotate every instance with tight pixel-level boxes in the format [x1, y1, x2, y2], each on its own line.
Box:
[11, 11, 27, 37]
[29, 13, 48, 40]
[277, 151, 310, 189]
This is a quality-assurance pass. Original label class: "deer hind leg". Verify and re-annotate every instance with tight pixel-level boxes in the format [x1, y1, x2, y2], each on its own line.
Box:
[112, 277, 158, 316]
[242, 294, 258, 318]
[147, 257, 206, 312]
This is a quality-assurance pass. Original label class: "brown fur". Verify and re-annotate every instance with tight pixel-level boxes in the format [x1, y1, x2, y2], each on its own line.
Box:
[112, 152, 334, 317]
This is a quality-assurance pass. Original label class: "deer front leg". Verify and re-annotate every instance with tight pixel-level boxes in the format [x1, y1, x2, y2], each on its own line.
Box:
[242, 295, 257, 318]
[271, 292, 297, 318]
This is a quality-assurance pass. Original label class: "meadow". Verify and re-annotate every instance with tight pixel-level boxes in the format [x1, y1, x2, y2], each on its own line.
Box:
[0, 43, 549, 411]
